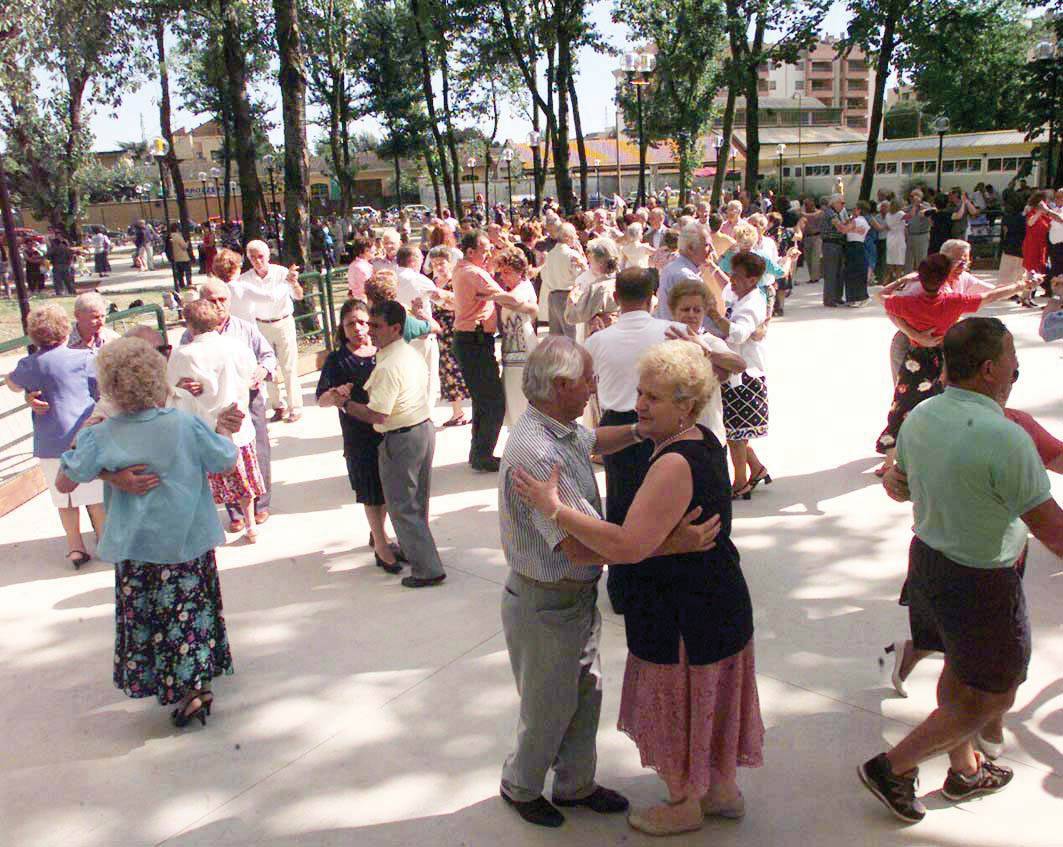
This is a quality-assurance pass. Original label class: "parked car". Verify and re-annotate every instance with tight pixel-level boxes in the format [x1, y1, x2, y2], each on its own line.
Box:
[402, 204, 430, 222]
[350, 206, 379, 222]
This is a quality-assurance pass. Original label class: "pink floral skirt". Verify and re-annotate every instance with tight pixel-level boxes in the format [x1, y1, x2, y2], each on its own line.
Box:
[208, 443, 265, 505]
[618, 639, 764, 798]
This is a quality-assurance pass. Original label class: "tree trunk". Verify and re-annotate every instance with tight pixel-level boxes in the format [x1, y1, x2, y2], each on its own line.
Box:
[567, 72, 588, 209]
[411, 0, 453, 213]
[155, 15, 191, 239]
[440, 49, 462, 210]
[742, 16, 767, 194]
[859, 7, 898, 202]
[554, 34, 574, 213]
[677, 137, 690, 205]
[327, 72, 348, 216]
[222, 110, 232, 222]
[275, 0, 309, 265]
[393, 149, 402, 205]
[425, 147, 442, 213]
[0, 156, 31, 334]
[221, 0, 265, 242]
[64, 75, 87, 241]
[712, 83, 736, 206]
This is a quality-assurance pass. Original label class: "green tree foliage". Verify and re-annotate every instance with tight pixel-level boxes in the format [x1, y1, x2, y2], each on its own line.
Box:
[615, 0, 727, 204]
[883, 101, 922, 139]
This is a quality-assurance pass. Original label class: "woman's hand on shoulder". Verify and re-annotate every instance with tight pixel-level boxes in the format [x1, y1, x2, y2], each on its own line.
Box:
[512, 464, 562, 516]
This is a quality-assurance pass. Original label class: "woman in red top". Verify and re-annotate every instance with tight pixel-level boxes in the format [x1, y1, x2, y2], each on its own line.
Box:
[875, 253, 1030, 462]
[1021, 190, 1063, 306]
[200, 222, 217, 276]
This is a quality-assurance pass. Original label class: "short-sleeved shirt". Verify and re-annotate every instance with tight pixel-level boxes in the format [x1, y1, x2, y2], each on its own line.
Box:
[499, 405, 603, 584]
[363, 339, 430, 432]
[10, 345, 97, 458]
[60, 408, 238, 563]
[895, 387, 1052, 568]
[654, 254, 701, 321]
[346, 257, 373, 299]
[315, 346, 379, 457]
[452, 259, 504, 332]
[230, 265, 294, 322]
[884, 290, 981, 346]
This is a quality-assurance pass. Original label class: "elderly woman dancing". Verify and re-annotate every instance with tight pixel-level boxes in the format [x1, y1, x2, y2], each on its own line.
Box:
[514, 341, 762, 837]
[7, 304, 104, 568]
[55, 338, 239, 728]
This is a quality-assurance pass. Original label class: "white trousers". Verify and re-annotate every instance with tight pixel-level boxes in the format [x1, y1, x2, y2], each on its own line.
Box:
[257, 316, 302, 411]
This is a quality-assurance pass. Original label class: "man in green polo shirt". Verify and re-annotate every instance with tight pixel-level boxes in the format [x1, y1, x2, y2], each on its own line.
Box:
[859, 317, 1062, 824]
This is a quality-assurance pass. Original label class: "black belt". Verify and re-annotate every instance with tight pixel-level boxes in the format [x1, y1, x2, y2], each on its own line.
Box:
[384, 419, 430, 435]
[257, 315, 293, 324]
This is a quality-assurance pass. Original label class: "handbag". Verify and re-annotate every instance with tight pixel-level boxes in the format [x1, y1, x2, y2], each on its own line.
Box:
[1039, 300, 1063, 342]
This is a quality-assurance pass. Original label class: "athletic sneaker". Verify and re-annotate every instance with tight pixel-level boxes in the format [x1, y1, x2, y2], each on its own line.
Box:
[941, 754, 1013, 801]
[858, 752, 926, 823]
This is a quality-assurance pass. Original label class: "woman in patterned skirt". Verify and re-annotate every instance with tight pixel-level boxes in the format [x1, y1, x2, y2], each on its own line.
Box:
[427, 245, 470, 427]
[56, 337, 239, 728]
[875, 253, 1034, 470]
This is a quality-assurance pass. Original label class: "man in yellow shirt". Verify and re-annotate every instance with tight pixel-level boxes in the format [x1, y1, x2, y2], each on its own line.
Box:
[344, 300, 446, 588]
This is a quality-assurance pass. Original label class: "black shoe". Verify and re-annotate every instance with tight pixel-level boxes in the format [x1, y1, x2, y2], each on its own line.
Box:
[471, 457, 501, 472]
[941, 755, 1013, 801]
[501, 791, 565, 828]
[401, 574, 446, 588]
[858, 752, 926, 823]
[374, 553, 403, 574]
[553, 786, 629, 814]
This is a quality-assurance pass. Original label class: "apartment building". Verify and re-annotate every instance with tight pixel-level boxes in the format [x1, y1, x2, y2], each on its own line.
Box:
[757, 36, 875, 133]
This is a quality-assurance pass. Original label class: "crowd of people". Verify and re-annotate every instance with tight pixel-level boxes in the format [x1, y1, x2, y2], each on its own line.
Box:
[7, 182, 1062, 836]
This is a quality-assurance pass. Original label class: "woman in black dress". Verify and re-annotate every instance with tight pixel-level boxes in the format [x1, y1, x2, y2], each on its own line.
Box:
[928, 193, 954, 254]
[514, 341, 763, 837]
[316, 299, 404, 572]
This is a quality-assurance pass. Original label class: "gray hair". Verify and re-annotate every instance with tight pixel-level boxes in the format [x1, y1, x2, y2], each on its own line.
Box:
[73, 291, 107, 314]
[522, 336, 587, 404]
[625, 222, 644, 241]
[725, 200, 743, 214]
[830, 193, 845, 205]
[245, 239, 269, 256]
[586, 236, 620, 273]
[199, 278, 229, 298]
[558, 222, 579, 245]
[940, 239, 971, 260]
[677, 222, 709, 255]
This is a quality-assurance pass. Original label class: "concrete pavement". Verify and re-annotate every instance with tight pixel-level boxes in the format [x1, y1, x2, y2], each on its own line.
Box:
[1, 282, 1060, 847]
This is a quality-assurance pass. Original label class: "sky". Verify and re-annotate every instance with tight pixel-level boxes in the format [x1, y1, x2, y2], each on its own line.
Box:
[85, 1, 855, 153]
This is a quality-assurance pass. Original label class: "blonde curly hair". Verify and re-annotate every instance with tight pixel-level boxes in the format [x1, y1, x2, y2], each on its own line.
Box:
[638, 340, 717, 418]
[732, 222, 759, 251]
[364, 269, 399, 304]
[27, 304, 71, 348]
[96, 337, 169, 413]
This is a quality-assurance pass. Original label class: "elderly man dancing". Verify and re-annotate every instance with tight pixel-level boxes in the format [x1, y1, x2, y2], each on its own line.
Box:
[497, 336, 718, 828]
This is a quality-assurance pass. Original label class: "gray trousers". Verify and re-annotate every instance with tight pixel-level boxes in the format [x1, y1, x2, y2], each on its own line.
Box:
[547, 290, 577, 339]
[378, 421, 444, 579]
[501, 572, 602, 803]
[226, 389, 270, 521]
[822, 242, 845, 305]
[803, 234, 822, 282]
[905, 232, 929, 273]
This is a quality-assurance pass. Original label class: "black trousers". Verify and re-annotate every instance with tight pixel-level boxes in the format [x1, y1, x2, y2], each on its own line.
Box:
[172, 261, 192, 291]
[1049, 241, 1063, 296]
[452, 330, 505, 465]
[600, 409, 654, 615]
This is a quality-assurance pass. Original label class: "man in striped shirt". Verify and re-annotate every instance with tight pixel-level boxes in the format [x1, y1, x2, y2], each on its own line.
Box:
[497, 336, 719, 828]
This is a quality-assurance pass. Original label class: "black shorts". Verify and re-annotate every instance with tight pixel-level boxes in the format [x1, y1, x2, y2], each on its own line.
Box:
[906, 536, 1030, 694]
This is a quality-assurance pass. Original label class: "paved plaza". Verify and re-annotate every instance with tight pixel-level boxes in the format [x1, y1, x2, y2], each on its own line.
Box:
[1, 283, 1060, 847]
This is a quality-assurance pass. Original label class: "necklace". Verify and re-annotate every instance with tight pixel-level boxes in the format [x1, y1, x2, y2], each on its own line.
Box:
[651, 424, 698, 460]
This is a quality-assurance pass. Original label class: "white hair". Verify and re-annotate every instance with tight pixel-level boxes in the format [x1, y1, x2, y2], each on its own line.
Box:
[625, 222, 644, 241]
[246, 239, 269, 256]
[379, 227, 401, 244]
[198, 278, 229, 298]
[522, 336, 587, 404]
[725, 200, 743, 214]
[830, 193, 845, 204]
[677, 222, 709, 255]
[73, 291, 107, 314]
[586, 237, 620, 273]
[940, 239, 971, 259]
[558, 222, 579, 245]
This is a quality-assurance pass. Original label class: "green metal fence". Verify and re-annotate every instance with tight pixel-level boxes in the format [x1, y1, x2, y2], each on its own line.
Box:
[294, 266, 353, 354]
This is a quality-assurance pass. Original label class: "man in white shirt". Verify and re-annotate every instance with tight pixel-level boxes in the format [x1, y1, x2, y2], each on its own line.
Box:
[372, 228, 402, 272]
[583, 267, 679, 614]
[395, 244, 442, 410]
[230, 240, 304, 422]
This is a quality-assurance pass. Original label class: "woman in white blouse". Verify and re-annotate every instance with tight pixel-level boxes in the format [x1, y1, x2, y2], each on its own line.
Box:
[705, 252, 772, 500]
[539, 222, 587, 338]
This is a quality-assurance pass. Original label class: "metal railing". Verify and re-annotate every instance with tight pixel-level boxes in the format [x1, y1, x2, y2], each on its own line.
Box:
[293, 266, 353, 354]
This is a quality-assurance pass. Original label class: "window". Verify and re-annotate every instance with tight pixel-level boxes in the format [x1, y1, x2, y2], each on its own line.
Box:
[804, 164, 830, 176]
[210, 150, 222, 162]
[811, 79, 831, 91]
[941, 159, 982, 174]
[846, 116, 866, 128]
[782, 167, 791, 177]
[848, 79, 867, 91]
[987, 157, 1002, 171]
[310, 183, 329, 200]
[794, 80, 804, 93]
[811, 61, 832, 73]
[875, 162, 898, 175]
[833, 162, 862, 175]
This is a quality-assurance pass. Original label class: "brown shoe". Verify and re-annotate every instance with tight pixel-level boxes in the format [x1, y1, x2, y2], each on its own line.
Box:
[254, 510, 270, 525]
[228, 519, 245, 533]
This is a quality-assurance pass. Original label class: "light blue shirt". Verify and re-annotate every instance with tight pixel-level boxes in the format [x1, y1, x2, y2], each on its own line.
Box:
[60, 408, 238, 564]
[654, 254, 701, 321]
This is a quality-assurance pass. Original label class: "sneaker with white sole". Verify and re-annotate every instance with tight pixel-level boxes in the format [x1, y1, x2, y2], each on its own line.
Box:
[941, 754, 1013, 801]
[858, 752, 926, 823]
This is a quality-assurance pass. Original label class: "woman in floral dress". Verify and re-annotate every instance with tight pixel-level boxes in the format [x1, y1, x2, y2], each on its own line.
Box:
[427, 245, 470, 427]
[56, 337, 239, 729]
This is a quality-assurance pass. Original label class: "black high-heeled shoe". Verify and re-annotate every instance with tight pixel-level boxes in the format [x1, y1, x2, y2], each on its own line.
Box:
[749, 468, 773, 490]
[375, 552, 403, 574]
[171, 692, 210, 728]
[731, 483, 753, 501]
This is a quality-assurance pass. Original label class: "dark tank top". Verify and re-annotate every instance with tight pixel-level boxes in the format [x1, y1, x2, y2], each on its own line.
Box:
[623, 426, 754, 666]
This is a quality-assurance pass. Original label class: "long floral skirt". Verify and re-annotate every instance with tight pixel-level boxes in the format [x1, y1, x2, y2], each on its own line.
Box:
[113, 550, 233, 705]
[618, 639, 764, 798]
[208, 442, 265, 505]
[876, 345, 943, 454]
[437, 310, 470, 402]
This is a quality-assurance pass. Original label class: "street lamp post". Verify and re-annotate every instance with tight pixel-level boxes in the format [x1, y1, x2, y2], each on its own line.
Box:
[1037, 41, 1059, 186]
[501, 145, 515, 225]
[209, 166, 222, 221]
[931, 115, 950, 193]
[730, 146, 737, 192]
[776, 143, 786, 195]
[621, 50, 655, 208]
[135, 183, 147, 220]
[466, 156, 477, 216]
[198, 171, 213, 221]
[148, 138, 172, 239]
[794, 92, 805, 196]
[712, 135, 724, 205]
[592, 156, 601, 206]
[528, 130, 542, 216]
